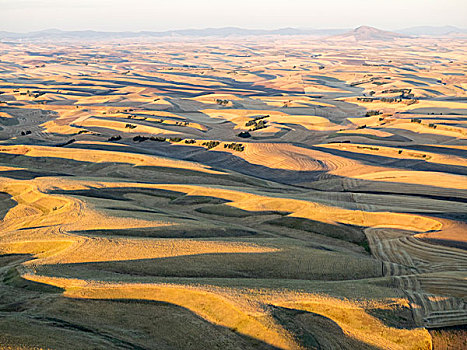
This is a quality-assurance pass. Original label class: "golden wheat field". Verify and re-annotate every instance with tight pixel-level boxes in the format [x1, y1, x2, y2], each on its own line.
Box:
[0, 34, 466, 349]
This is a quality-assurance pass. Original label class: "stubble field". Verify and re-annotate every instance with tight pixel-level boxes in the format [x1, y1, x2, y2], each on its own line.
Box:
[0, 36, 466, 349]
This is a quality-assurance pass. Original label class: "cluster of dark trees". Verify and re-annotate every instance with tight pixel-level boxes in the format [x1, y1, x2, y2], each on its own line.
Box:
[108, 135, 122, 141]
[237, 131, 251, 138]
[202, 140, 220, 149]
[350, 77, 390, 87]
[216, 99, 230, 106]
[358, 97, 403, 103]
[249, 120, 267, 131]
[130, 135, 177, 143]
[381, 88, 415, 99]
[133, 135, 185, 143]
[381, 88, 410, 94]
[20, 130, 32, 136]
[357, 145, 379, 151]
[359, 95, 417, 105]
[25, 90, 45, 98]
[125, 123, 137, 129]
[365, 110, 382, 117]
[246, 115, 269, 131]
[245, 115, 269, 127]
[372, 81, 388, 86]
[133, 135, 149, 142]
[129, 136, 195, 143]
[126, 114, 189, 127]
[380, 97, 403, 103]
[127, 115, 147, 120]
[410, 119, 437, 129]
[224, 143, 245, 152]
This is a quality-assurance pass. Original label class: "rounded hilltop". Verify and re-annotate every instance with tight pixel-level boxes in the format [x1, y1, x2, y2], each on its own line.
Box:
[329, 25, 409, 41]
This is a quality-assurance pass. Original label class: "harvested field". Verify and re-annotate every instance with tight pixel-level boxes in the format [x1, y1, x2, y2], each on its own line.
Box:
[0, 33, 466, 349]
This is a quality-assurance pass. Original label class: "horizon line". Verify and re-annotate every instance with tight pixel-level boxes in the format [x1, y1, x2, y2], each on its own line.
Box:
[2, 24, 466, 35]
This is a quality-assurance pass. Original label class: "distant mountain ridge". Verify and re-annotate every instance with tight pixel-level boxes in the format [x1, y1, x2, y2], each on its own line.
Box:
[1, 25, 465, 41]
[0, 27, 348, 40]
[397, 25, 467, 36]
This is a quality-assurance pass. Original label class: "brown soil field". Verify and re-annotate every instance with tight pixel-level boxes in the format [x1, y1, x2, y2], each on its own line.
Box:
[0, 35, 466, 349]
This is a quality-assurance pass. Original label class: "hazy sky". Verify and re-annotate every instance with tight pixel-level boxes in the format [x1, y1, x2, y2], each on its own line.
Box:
[1, 0, 466, 32]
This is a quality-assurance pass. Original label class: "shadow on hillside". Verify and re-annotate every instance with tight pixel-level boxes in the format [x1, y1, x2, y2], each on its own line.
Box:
[311, 144, 467, 176]
[71, 226, 260, 239]
[58, 140, 467, 200]
[270, 305, 380, 350]
[0, 253, 279, 348]
[0, 253, 64, 294]
[35, 248, 382, 281]
[0, 151, 265, 188]
[0, 192, 16, 221]
[0, 294, 281, 349]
